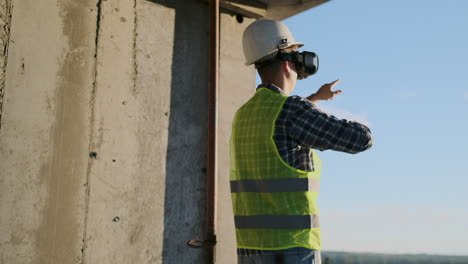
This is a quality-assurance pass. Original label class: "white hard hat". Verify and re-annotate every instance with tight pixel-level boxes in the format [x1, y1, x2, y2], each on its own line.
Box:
[242, 19, 304, 65]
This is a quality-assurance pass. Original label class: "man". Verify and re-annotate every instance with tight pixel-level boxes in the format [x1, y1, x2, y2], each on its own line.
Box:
[230, 19, 373, 264]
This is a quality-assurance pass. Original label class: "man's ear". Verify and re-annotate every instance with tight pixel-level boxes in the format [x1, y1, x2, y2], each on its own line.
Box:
[282, 61, 292, 73]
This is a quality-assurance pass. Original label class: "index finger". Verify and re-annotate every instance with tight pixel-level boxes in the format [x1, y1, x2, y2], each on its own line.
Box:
[330, 79, 341, 88]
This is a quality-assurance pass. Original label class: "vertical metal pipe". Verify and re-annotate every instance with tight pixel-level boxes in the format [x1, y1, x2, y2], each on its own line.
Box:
[207, 0, 219, 260]
[187, 0, 218, 260]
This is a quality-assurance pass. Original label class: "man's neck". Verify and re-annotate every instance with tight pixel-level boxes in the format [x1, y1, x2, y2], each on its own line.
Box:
[261, 79, 293, 95]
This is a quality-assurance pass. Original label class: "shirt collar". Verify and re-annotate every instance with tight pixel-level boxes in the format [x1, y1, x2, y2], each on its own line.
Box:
[256, 83, 287, 95]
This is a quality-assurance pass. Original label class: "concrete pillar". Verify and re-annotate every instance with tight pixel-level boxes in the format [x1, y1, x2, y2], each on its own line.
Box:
[83, 0, 209, 263]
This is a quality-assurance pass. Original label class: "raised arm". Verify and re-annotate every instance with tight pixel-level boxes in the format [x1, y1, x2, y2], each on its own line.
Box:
[287, 93, 373, 154]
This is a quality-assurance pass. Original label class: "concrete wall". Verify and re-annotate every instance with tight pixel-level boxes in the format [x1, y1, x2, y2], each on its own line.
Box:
[216, 13, 255, 264]
[0, 0, 97, 263]
[0, 0, 254, 263]
[84, 0, 213, 262]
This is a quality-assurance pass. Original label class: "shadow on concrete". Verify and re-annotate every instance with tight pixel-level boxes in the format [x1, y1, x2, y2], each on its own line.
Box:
[141, 0, 209, 263]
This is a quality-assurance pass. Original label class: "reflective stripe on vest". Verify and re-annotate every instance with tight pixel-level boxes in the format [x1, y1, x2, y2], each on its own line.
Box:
[230, 178, 320, 193]
[235, 215, 320, 229]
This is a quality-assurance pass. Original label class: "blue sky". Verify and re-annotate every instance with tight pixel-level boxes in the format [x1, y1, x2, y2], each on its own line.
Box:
[281, 0, 468, 255]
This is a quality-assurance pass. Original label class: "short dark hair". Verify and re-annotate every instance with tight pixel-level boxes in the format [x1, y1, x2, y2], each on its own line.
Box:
[256, 58, 282, 80]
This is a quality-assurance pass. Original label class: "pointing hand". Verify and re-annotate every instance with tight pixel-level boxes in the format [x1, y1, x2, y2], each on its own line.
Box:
[307, 79, 342, 103]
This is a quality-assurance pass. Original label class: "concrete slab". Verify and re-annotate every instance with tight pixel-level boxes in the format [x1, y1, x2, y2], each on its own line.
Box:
[85, 0, 210, 263]
[82, 0, 148, 262]
[0, 0, 98, 263]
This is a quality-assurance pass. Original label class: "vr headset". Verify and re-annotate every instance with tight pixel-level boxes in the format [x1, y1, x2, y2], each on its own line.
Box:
[255, 51, 319, 80]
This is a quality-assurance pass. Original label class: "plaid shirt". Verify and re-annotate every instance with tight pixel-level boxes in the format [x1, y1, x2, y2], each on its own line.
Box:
[259, 83, 373, 172]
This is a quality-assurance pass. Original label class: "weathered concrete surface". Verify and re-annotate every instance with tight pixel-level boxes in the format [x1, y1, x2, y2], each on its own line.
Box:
[0, 0, 12, 128]
[83, 0, 177, 263]
[82, 0, 144, 262]
[84, 0, 209, 263]
[0, 0, 212, 262]
[216, 13, 256, 264]
[158, 0, 210, 262]
[0, 0, 98, 263]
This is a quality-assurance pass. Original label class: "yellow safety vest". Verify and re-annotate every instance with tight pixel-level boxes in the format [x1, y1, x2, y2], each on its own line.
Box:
[230, 88, 322, 250]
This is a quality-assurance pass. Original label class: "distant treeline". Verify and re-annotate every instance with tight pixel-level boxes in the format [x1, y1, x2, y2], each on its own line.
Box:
[321, 251, 468, 264]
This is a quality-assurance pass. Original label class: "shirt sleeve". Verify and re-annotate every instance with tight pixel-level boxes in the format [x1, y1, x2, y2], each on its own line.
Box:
[286, 96, 373, 154]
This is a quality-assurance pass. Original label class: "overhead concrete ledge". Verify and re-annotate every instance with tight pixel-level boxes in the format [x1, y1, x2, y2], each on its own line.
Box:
[202, 0, 329, 20]
[266, 0, 329, 20]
